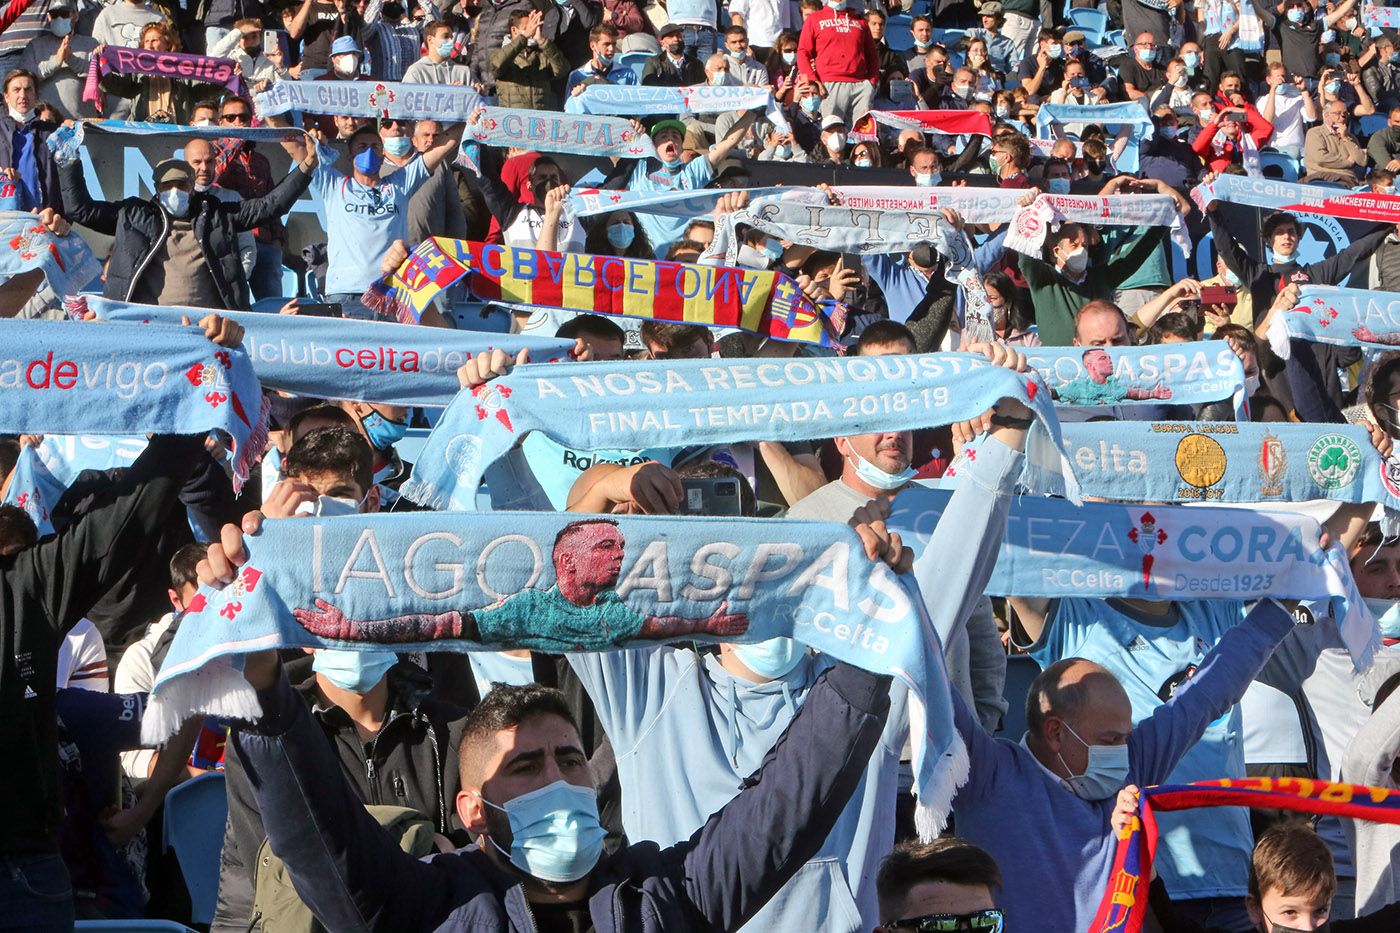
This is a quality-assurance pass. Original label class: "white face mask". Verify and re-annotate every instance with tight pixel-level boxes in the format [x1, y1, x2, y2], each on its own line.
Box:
[193, 181, 211, 192]
[825, 131, 846, 151]
[159, 187, 190, 217]
[1060, 245, 1089, 275]
[332, 54, 359, 76]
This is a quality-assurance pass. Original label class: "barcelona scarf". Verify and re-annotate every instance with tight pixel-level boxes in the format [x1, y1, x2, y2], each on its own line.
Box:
[1090, 778, 1400, 933]
[363, 239, 843, 348]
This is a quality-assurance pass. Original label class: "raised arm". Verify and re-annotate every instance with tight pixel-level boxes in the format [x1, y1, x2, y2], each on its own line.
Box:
[708, 110, 759, 166]
[420, 121, 466, 175]
[666, 662, 892, 930]
[58, 161, 121, 234]
[232, 148, 316, 231]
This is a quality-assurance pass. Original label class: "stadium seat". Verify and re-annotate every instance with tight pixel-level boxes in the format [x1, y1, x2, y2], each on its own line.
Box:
[1358, 112, 1389, 139]
[1258, 149, 1300, 181]
[886, 13, 914, 52]
[998, 654, 1042, 740]
[930, 27, 966, 51]
[162, 772, 228, 926]
[618, 51, 652, 81]
[1067, 7, 1109, 43]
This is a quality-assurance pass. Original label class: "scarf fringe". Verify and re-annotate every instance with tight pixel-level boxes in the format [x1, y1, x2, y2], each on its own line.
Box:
[359, 283, 418, 326]
[914, 734, 970, 842]
[230, 393, 270, 495]
[400, 476, 452, 511]
[64, 294, 89, 321]
[142, 656, 262, 745]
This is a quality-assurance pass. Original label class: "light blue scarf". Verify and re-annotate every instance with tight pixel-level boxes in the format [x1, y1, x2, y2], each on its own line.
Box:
[1192, 172, 1400, 222]
[146, 511, 968, 834]
[1035, 101, 1154, 172]
[466, 106, 658, 160]
[401, 354, 1076, 511]
[0, 319, 266, 489]
[255, 80, 484, 121]
[1266, 284, 1400, 357]
[893, 486, 1378, 667]
[32, 434, 146, 486]
[77, 296, 575, 408]
[45, 120, 303, 167]
[0, 444, 61, 536]
[963, 420, 1400, 509]
[1026, 341, 1245, 410]
[573, 83, 791, 134]
[0, 211, 102, 300]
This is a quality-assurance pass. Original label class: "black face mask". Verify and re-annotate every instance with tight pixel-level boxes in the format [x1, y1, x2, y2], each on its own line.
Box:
[1084, 159, 1106, 174]
[666, 40, 683, 55]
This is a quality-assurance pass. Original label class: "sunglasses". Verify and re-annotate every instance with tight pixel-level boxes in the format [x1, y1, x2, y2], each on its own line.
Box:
[891, 909, 1005, 932]
[221, 111, 252, 122]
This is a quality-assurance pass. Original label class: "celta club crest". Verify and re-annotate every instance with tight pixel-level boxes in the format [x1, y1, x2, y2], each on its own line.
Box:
[8, 224, 63, 268]
[1127, 511, 1167, 590]
[472, 382, 514, 431]
[185, 355, 252, 431]
[1259, 432, 1286, 497]
[367, 84, 397, 118]
[14, 488, 47, 523]
[217, 565, 263, 622]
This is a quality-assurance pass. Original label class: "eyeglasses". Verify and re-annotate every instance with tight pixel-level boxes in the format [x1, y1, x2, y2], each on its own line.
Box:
[892, 909, 1005, 932]
[221, 111, 252, 122]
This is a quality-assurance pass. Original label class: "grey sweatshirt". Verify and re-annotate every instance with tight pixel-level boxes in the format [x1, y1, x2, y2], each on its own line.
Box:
[1342, 682, 1400, 914]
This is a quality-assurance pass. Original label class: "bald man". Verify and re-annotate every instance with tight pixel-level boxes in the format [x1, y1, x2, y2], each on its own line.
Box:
[944, 598, 1298, 931]
[183, 138, 256, 285]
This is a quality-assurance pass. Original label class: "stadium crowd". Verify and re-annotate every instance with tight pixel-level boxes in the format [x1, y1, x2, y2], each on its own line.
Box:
[10, 0, 1400, 930]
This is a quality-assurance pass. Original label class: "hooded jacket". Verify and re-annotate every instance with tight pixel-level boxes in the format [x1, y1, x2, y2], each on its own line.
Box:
[59, 160, 311, 310]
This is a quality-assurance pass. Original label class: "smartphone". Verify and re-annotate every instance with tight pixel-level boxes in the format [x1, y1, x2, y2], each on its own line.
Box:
[888, 79, 916, 106]
[1199, 285, 1238, 307]
[297, 301, 342, 318]
[681, 477, 742, 516]
[263, 29, 284, 57]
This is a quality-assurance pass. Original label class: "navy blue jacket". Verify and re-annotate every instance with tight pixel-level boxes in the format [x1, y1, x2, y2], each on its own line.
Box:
[234, 662, 891, 932]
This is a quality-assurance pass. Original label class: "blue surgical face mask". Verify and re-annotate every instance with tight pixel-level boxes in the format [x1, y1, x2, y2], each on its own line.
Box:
[915, 171, 937, 186]
[1326, 52, 1342, 66]
[1057, 721, 1130, 801]
[606, 222, 635, 249]
[312, 648, 397, 693]
[359, 408, 407, 450]
[733, 637, 803, 679]
[1287, 6, 1305, 23]
[1223, 266, 1241, 286]
[353, 146, 383, 175]
[49, 16, 71, 36]
[159, 187, 190, 217]
[383, 136, 412, 158]
[728, 48, 744, 61]
[1136, 46, 1155, 64]
[782, 50, 796, 66]
[845, 443, 914, 490]
[761, 237, 784, 262]
[1046, 43, 1062, 59]
[597, 52, 614, 67]
[1325, 79, 1342, 95]
[1047, 177, 1071, 194]
[437, 38, 454, 58]
[854, 156, 873, 168]
[1183, 50, 1199, 70]
[1365, 597, 1400, 639]
[801, 95, 821, 114]
[480, 780, 607, 883]
[775, 143, 792, 159]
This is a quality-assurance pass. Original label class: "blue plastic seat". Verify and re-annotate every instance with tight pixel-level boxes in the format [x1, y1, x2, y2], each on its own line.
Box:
[997, 654, 1042, 740]
[1067, 6, 1110, 41]
[1358, 112, 1389, 139]
[618, 50, 652, 81]
[885, 14, 914, 52]
[162, 772, 228, 926]
[1258, 149, 1300, 182]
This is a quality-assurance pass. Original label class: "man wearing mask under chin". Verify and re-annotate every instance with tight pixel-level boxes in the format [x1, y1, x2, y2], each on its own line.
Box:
[211, 425, 472, 933]
[0, 69, 64, 212]
[60, 150, 314, 310]
[620, 110, 757, 257]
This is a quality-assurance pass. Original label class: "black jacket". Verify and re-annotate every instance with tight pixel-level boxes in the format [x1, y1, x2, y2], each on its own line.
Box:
[59, 160, 311, 310]
[0, 434, 204, 857]
[234, 662, 891, 932]
[212, 662, 470, 933]
[0, 114, 64, 213]
[641, 52, 706, 87]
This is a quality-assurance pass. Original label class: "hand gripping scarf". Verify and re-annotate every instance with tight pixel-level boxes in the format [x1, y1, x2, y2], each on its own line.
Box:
[0, 210, 101, 299]
[76, 296, 576, 408]
[1035, 101, 1155, 173]
[83, 46, 246, 114]
[0, 319, 266, 489]
[1266, 283, 1400, 358]
[363, 238, 841, 348]
[146, 510, 969, 835]
[0, 443, 59, 535]
[1091, 778, 1400, 933]
[890, 486, 1375, 665]
[1193, 172, 1400, 223]
[255, 80, 484, 122]
[1025, 342, 1246, 411]
[401, 353, 1075, 511]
